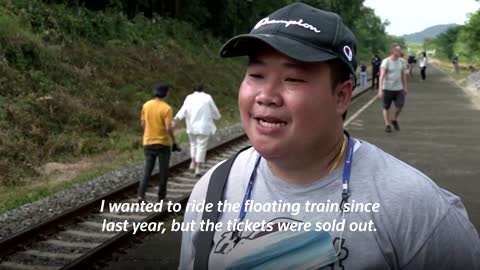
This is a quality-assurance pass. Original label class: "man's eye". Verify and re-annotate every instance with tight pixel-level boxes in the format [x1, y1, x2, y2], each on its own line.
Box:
[285, 78, 306, 83]
[249, 74, 264, 79]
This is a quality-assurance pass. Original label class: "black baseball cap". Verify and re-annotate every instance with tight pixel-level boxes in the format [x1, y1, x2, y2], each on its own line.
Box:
[220, 2, 357, 83]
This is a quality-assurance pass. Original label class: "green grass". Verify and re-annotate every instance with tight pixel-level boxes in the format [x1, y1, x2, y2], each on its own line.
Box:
[406, 42, 424, 55]
[0, 127, 199, 213]
[0, 146, 148, 213]
[407, 41, 478, 81]
[0, 0, 244, 212]
[0, 170, 103, 213]
[430, 58, 474, 81]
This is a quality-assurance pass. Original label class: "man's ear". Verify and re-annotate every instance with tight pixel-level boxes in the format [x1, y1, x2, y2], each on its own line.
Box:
[334, 80, 353, 117]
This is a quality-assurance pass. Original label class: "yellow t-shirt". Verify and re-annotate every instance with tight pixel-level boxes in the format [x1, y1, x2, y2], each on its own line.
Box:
[141, 99, 173, 146]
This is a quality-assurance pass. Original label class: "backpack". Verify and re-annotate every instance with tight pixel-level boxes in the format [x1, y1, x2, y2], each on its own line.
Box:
[193, 146, 252, 270]
[408, 55, 415, 64]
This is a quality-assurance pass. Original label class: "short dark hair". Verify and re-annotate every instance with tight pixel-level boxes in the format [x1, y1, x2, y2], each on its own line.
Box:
[153, 81, 169, 98]
[327, 59, 352, 91]
[327, 59, 352, 120]
[194, 84, 204, 92]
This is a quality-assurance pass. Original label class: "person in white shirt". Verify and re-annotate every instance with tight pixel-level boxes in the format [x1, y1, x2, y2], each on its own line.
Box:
[419, 52, 428, 81]
[174, 84, 221, 176]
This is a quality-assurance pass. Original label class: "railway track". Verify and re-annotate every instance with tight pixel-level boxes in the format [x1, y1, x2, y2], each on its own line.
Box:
[0, 136, 250, 270]
[0, 83, 372, 270]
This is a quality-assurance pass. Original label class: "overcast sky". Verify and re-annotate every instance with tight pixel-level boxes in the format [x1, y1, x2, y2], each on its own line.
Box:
[364, 0, 480, 36]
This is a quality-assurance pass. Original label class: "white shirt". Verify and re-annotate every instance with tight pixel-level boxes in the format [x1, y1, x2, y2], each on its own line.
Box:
[174, 91, 221, 135]
[381, 58, 404, 91]
[419, 57, 428, 68]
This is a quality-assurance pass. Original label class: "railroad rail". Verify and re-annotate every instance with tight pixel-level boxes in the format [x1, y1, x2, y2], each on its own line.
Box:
[0, 83, 371, 270]
[0, 136, 250, 270]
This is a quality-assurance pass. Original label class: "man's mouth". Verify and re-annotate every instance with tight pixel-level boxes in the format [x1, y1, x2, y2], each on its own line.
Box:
[255, 117, 287, 128]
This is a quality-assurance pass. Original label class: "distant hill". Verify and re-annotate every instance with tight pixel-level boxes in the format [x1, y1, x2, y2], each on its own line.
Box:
[402, 24, 459, 43]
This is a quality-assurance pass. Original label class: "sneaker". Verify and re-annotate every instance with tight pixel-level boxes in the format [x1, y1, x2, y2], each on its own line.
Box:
[137, 196, 145, 203]
[189, 161, 195, 170]
[195, 166, 202, 177]
[391, 120, 400, 131]
[157, 195, 165, 203]
[385, 125, 392, 133]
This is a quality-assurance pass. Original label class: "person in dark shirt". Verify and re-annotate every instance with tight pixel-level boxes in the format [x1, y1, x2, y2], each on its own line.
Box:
[407, 55, 416, 77]
[452, 55, 459, 73]
[371, 54, 381, 88]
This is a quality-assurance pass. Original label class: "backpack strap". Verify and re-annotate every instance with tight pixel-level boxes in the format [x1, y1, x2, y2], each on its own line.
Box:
[193, 145, 252, 270]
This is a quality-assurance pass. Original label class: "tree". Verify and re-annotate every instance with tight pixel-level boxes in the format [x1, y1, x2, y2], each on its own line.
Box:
[354, 6, 388, 58]
[385, 35, 406, 50]
[434, 26, 462, 58]
[460, 10, 480, 54]
[35, 0, 393, 61]
[425, 9, 480, 64]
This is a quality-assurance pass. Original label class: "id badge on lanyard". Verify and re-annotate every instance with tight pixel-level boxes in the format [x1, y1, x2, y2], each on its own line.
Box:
[226, 133, 355, 270]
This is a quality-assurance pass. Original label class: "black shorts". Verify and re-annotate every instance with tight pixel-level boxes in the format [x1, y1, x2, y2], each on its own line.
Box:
[383, 90, 405, 109]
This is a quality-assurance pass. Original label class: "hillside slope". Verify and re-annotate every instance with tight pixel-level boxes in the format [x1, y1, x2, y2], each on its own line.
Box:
[402, 23, 458, 43]
[0, 1, 244, 186]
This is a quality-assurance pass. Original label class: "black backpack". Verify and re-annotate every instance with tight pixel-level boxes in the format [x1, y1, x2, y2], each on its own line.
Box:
[193, 146, 251, 270]
[408, 55, 415, 64]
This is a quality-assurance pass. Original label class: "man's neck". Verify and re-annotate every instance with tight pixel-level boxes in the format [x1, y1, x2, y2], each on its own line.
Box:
[155, 97, 165, 101]
[390, 55, 399, 61]
[266, 130, 346, 184]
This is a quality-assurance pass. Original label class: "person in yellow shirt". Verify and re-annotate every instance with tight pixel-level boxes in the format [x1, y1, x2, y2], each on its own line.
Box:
[138, 81, 179, 202]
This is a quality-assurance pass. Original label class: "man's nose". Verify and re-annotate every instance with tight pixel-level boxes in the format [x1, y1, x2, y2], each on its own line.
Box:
[255, 82, 283, 107]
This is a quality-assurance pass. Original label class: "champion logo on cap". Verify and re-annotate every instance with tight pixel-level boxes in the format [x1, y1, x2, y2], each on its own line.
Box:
[343, 46, 353, 61]
[254, 17, 321, 33]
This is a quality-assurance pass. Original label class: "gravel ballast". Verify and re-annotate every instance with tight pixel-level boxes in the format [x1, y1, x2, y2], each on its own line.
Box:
[0, 124, 245, 240]
[458, 70, 480, 109]
[460, 70, 480, 95]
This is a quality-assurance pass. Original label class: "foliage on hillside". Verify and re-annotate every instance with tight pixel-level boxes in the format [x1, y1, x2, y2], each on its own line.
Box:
[0, 0, 401, 186]
[424, 10, 480, 65]
[42, 0, 399, 61]
[0, 0, 244, 185]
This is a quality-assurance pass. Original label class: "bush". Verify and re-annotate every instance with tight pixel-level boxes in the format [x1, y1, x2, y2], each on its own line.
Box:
[0, 0, 244, 185]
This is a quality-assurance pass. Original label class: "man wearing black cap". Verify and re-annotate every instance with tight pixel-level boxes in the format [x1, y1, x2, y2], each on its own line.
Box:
[179, 3, 479, 270]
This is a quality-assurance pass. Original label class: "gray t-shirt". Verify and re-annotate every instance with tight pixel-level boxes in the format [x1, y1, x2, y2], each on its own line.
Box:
[381, 58, 405, 91]
[179, 140, 480, 270]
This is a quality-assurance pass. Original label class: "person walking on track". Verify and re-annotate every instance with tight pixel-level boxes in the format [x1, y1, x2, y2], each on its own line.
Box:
[419, 52, 428, 81]
[378, 43, 407, 133]
[174, 84, 221, 176]
[179, 3, 479, 270]
[452, 55, 459, 73]
[371, 53, 381, 88]
[138, 82, 179, 202]
[407, 54, 416, 77]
